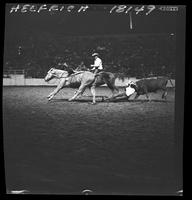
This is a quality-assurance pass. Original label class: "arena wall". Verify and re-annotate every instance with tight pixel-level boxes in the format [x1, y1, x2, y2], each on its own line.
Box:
[3, 76, 175, 87]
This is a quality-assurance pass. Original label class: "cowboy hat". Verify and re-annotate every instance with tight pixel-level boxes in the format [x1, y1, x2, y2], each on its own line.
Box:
[92, 53, 99, 57]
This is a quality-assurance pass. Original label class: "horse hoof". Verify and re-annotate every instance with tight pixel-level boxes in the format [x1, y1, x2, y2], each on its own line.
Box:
[91, 102, 96, 105]
[68, 98, 73, 102]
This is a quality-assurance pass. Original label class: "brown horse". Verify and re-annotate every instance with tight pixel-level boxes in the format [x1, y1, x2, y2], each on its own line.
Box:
[44, 68, 119, 104]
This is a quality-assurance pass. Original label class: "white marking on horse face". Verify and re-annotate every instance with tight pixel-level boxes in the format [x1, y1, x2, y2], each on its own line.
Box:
[45, 68, 55, 81]
[47, 68, 54, 74]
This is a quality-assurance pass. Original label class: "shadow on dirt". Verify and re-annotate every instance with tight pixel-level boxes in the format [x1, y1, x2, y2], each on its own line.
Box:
[129, 99, 172, 103]
[49, 98, 172, 103]
[49, 98, 104, 103]
[104, 99, 172, 103]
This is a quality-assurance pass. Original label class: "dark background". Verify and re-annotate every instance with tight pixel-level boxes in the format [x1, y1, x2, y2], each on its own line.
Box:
[4, 4, 178, 36]
[3, 4, 182, 78]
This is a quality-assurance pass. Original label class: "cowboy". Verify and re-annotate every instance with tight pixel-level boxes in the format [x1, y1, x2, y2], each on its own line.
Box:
[90, 53, 103, 74]
[104, 80, 136, 102]
[61, 62, 75, 76]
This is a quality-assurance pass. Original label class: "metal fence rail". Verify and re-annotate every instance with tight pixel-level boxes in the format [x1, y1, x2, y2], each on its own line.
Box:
[3, 69, 25, 75]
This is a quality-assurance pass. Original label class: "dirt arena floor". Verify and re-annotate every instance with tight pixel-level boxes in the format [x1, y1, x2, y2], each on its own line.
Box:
[3, 86, 177, 195]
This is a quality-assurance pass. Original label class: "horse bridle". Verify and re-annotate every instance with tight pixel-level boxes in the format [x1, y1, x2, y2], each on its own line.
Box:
[47, 69, 68, 79]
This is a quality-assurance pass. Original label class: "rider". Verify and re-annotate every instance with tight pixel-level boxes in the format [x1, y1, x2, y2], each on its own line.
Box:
[104, 80, 137, 102]
[90, 53, 103, 74]
[62, 62, 75, 76]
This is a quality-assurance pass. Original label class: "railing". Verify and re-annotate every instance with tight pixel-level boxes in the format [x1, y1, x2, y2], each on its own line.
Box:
[3, 69, 25, 75]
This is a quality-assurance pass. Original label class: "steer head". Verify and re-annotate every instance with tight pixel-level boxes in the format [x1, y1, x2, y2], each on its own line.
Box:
[127, 80, 138, 91]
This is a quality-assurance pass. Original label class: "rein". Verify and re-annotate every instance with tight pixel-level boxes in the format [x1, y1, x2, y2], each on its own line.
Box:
[48, 70, 85, 80]
[59, 71, 84, 78]
[59, 71, 67, 78]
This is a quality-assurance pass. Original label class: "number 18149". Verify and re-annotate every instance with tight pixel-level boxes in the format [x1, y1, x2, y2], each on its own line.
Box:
[110, 5, 156, 15]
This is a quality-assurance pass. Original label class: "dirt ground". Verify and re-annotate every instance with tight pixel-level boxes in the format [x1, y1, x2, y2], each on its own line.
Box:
[3, 86, 177, 195]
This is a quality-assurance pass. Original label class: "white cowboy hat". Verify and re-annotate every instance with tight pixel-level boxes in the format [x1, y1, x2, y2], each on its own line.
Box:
[92, 53, 99, 57]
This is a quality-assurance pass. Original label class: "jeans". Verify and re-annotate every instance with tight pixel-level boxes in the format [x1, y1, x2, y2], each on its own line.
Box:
[94, 68, 103, 74]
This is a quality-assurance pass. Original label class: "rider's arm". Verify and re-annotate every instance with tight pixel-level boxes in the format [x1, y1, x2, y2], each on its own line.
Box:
[91, 64, 98, 69]
[91, 59, 101, 68]
[90, 66, 96, 71]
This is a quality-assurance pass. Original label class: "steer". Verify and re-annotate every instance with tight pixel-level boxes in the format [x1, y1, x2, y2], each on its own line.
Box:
[128, 76, 174, 101]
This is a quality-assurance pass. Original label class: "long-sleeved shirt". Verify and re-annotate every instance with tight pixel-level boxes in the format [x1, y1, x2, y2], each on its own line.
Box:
[125, 86, 135, 96]
[91, 57, 103, 70]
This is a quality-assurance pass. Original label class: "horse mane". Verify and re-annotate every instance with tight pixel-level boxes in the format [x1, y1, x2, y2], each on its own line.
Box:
[66, 68, 75, 76]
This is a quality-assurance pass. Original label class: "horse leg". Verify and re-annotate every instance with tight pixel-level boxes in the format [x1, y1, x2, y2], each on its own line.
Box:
[74, 88, 88, 97]
[134, 93, 140, 100]
[104, 80, 117, 98]
[113, 83, 119, 94]
[145, 93, 151, 101]
[90, 85, 96, 104]
[68, 84, 86, 101]
[142, 87, 151, 102]
[109, 76, 119, 97]
[115, 87, 120, 94]
[162, 88, 168, 100]
[47, 79, 66, 101]
[144, 90, 151, 101]
[111, 76, 119, 94]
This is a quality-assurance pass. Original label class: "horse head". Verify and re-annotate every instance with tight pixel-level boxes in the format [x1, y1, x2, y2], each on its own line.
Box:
[44, 68, 69, 82]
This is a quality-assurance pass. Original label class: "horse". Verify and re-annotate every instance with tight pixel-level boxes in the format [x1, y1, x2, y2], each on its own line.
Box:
[44, 68, 119, 104]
